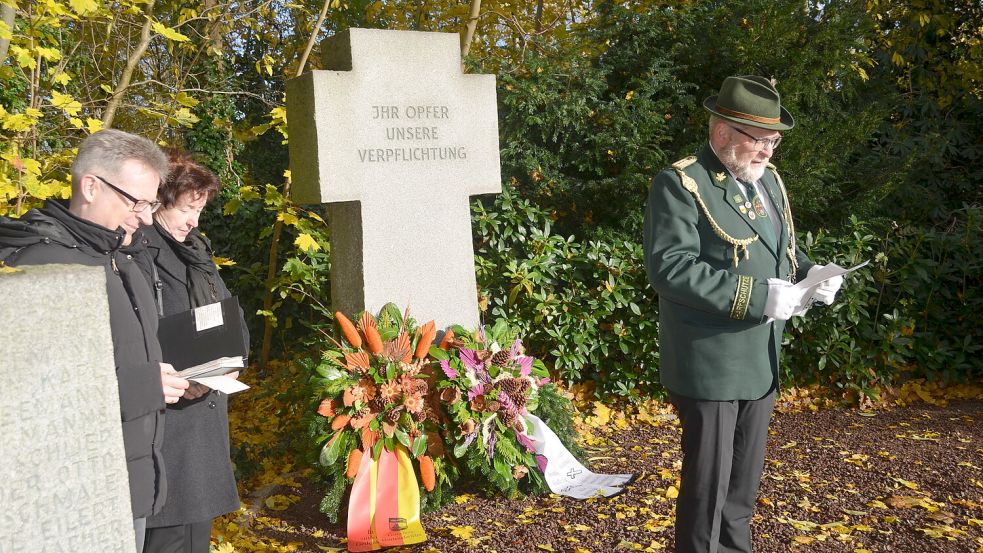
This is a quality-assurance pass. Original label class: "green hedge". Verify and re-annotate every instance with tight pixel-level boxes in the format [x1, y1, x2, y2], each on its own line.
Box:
[786, 207, 983, 396]
[475, 190, 983, 400]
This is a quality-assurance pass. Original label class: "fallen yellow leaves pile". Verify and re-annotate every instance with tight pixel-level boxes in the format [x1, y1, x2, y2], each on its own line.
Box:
[210, 364, 982, 552]
[212, 360, 313, 552]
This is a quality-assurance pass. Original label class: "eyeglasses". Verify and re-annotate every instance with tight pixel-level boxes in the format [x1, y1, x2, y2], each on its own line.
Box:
[729, 125, 782, 150]
[95, 175, 161, 213]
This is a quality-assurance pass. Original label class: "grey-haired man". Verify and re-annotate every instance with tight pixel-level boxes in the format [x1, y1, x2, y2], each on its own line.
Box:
[0, 129, 190, 552]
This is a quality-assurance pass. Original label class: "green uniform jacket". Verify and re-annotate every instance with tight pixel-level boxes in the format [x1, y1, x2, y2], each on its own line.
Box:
[643, 145, 813, 401]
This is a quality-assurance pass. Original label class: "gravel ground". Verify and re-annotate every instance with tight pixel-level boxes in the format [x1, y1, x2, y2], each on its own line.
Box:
[246, 400, 982, 552]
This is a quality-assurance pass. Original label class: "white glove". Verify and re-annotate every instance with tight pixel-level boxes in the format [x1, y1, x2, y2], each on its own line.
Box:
[764, 278, 807, 321]
[808, 265, 844, 305]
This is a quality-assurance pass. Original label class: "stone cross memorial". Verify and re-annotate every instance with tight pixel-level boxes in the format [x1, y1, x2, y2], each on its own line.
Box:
[286, 28, 501, 330]
[0, 265, 133, 553]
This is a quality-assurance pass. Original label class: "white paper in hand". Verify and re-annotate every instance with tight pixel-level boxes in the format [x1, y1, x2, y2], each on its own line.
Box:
[190, 375, 249, 395]
[793, 261, 869, 311]
[765, 261, 869, 323]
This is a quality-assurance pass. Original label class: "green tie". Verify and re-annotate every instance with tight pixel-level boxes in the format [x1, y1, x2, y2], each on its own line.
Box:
[743, 181, 775, 245]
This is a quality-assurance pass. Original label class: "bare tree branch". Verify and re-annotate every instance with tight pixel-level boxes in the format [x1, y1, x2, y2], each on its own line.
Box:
[102, 0, 157, 128]
[460, 0, 483, 63]
[295, 0, 331, 78]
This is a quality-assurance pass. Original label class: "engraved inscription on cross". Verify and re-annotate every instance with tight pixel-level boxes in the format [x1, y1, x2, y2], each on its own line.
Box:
[285, 28, 501, 330]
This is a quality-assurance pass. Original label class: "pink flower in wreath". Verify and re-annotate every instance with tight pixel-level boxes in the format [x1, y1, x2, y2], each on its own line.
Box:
[515, 430, 535, 453]
[467, 383, 486, 402]
[440, 359, 457, 379]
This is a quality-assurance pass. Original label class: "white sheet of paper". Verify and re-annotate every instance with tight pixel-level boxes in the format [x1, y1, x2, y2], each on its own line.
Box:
[797, 260, 870, 291]
[194, 302, 225, 332]
[793, 260, 869, 310]
[765, 261, 870, 323]
[526, 414, 633, 499]
[190, 375, 249, 394]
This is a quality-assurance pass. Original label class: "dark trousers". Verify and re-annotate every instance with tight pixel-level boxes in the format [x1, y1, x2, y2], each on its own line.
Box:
[143, 520, 212, 553]
[670, 389, 776, 553]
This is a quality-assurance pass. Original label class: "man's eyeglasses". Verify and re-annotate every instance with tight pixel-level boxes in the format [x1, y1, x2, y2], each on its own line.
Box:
[729, 125, 782, 150]
[95, 175, 161, 213]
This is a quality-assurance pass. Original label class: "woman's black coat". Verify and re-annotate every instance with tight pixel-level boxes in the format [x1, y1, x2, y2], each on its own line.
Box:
[134, 223, 245, 527]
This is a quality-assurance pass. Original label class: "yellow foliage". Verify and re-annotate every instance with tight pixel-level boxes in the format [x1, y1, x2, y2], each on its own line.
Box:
[36, 46, 62, 62]
[293, 233, 320, 252]
[891, 477, 919, 490]
[173, 91, 200, 108]
[1, 106, 42, 132]
[276, 211, 299, 226]
[168, 107, 200, 127]
[50, 91, 82, 116]
[152, 21, 190, 42]
[447, 525, 475, 539]
[10, 45, 36, 69]
[68, 0, 99, 15]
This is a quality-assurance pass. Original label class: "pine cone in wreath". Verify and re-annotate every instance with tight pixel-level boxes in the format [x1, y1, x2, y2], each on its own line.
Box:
[499, 377, 522, 396]
[367, 397, 386, 413]
[500, 378, 530, 406]
[490, 350, 511, 367]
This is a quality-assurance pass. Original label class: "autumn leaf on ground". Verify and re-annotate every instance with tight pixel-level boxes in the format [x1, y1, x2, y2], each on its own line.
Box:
[890, 477, 919, 489]
[447, 525, 475, 539]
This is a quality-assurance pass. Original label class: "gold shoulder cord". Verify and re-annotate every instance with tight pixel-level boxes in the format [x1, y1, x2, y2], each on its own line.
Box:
[767, 163, 799, 283]
[672, 157, 758, 267]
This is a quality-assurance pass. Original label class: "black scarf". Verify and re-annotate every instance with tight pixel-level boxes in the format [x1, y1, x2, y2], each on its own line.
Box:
[153, 220, 222, 308]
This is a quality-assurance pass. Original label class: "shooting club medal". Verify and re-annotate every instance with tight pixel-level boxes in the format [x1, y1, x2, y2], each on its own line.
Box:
[752, 196, 768, 218]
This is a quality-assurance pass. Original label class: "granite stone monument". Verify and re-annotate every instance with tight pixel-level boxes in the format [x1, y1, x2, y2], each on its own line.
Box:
[0, 264, 133, 553]
[285, 28, 501, 330]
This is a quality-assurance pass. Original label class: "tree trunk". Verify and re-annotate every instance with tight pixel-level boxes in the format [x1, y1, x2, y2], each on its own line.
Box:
[460, 0, 482, 62]
[101, 0, 157, 128]
[203, 0, 224, 62]
[258, 0, 332, 369]
[0, 4, 14, 64]
[294, 0, 331, 76]
[534, 0, 543, 34]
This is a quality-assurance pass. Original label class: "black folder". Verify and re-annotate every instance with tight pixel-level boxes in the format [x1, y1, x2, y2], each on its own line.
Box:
[157, 296, 249, 373]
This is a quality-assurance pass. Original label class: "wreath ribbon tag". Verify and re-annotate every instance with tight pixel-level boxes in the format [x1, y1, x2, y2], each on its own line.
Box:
[525, 414, 634, 499]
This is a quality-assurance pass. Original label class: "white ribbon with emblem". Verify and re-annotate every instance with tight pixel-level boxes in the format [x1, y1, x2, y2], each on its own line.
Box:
[525, 414, 634, 499]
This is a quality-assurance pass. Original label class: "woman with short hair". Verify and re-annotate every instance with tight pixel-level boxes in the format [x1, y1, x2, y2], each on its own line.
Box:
[134, 149, 246, 553]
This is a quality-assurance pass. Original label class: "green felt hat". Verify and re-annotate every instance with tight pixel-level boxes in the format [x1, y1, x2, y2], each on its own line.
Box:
[703, 75, 794, 131]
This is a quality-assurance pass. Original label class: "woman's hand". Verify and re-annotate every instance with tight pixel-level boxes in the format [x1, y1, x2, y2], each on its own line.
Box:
[183, 381, 211, 400]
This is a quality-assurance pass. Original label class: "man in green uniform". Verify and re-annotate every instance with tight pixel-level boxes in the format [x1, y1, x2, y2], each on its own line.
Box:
[643, 75, 843, 552]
